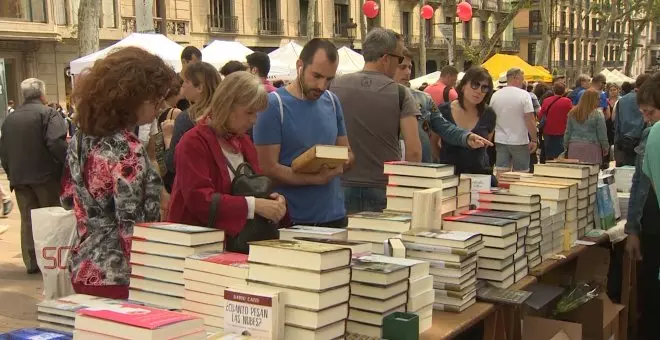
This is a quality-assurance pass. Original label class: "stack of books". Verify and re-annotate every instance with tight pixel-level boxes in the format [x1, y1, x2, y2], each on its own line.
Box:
[181, 251, 249, 333]
[546, 160, 600, 232]
[384, 161, 459, 218]
[458, 209, 531, 283]
[477, 190, 542, 271]
[246, 239, 351, 339]
[455, 178, 473, 216]
[346, 211, 412, 254]
[497, 172, 533, 187]
[73, 303, 205, 339]
[346, 255, 434, 337]
[128, 223, 225, 309]
[36, 294, 126, 333]
[401, 229, 483, 312]
[279, 225, 347, 241]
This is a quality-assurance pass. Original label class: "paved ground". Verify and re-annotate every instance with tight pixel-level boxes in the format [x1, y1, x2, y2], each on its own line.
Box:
[0, 175, 42, 333]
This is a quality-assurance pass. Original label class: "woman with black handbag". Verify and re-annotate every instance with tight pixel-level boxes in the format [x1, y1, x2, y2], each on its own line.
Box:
[167, 71, 287, 254]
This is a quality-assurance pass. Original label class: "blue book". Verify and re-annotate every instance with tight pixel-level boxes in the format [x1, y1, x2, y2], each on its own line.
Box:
[596, 184, 616, 230]
[0, 328, 72, 340]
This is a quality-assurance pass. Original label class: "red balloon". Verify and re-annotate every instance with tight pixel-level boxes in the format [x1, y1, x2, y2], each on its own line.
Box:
[457, 1, 473, 22]
[362, 0, 379, 19]
[421, 5, 434, 20]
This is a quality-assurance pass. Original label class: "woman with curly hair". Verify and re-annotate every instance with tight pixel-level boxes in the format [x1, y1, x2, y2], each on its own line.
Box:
[61, 46, 176, 299]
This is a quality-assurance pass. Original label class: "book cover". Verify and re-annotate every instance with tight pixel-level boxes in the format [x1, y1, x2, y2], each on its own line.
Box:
[356, 254, 426, 268]
[596, 184, 616, 230]
[79, 304, 198, 329]
[223, 289, 278, 338]
[403, 229, 480, 241]
[187, 251, 248, 267]
[134, 222, 218, 234]
[0, 328, 72, 339]
[351, 259, 408, 274]
[248, 239, 344, 254]
[349, 211, 412, 223]
[443, 215, 515, 226]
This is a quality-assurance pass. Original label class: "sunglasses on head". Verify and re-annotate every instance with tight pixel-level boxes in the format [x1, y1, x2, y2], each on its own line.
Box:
[470, 81, 491, 94]
[385, 53, 405, 64]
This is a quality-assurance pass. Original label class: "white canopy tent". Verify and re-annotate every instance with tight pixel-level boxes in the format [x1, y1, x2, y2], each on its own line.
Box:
[267, 42, 303, 80]
[409, 71, 465, 90]
[69, 33, 184, 74]
[202, 41, 253, 69]
[610, 69, 635, 84]
[336, 46, 365, 75]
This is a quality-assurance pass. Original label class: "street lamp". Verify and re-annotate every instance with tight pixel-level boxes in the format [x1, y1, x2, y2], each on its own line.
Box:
[346, 18, 358, 50]
[589, 52, 596, 77]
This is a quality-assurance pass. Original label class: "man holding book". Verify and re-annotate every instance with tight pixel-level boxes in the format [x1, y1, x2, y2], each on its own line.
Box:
[254, 39, 353, 228]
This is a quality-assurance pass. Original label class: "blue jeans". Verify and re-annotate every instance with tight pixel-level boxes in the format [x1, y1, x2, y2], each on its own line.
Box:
[343, 186, 387, 214]
[544, 134, 565, 161]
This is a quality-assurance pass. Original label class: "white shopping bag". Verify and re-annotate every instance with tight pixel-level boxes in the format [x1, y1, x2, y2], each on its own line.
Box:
[32, 206, 78, 299]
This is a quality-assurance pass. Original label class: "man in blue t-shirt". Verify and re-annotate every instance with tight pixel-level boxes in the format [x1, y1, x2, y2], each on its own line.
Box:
[574, 73, 609, 115]
[253, 39, 352, 227]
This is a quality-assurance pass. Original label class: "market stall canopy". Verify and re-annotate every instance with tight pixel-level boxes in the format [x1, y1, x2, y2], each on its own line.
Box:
[609, 69, 635, 85]
[337, 46, 365, 75]
[267, 41, 303, 80]
[202, 40, 253, 69]
[482, 53, 553, 83]
[409, 71, 465, 90]
[69, 33, 184, 74]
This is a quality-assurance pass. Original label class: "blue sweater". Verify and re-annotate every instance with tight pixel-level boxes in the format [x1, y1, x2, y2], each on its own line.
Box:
[564, 109, 609, 150]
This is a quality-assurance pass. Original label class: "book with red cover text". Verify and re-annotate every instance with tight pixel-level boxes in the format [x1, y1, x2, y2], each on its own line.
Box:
[184, 252, 249, 279]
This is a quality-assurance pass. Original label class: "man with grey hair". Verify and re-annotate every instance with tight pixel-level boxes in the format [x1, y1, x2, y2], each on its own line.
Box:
[332, 28, 491, 214]
[0, 78, 68, 274]
[489, 68, 537, 174]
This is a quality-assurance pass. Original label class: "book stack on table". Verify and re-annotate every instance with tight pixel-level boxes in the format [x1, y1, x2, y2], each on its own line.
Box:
[497, 171, 533, 187]
[537, 208, 560, 260]
[73, 303, 205, 339]
[458, 209, 532, 283]
[476, 190, 543, 274]
[246, 239, 351, 339]
[401, 229, 483, 312]
[346, 211, 412, 255]
[546, 161, 600, 232]
[346, 255, 434, 337]
[128, 223, 225, 309]
[279, 225, 348, 242]
[383, 161, 460, 224]
[36, 294, 128, 333]
[180, 251, 248, 333]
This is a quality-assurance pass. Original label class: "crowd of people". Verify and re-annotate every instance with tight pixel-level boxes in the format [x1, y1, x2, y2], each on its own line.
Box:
[1, 26, 660, 337]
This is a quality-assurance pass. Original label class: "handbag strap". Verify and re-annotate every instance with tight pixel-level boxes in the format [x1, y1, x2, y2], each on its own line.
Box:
[542, 96, 562, 121]
[208, 193, 220, 229]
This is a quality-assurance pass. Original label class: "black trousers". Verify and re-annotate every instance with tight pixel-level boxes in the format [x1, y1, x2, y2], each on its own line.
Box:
[640, 231, 660, 339]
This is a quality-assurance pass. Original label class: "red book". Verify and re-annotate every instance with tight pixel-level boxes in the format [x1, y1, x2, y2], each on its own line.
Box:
[76, 304, 203, 340]
[184, 251, 249, 279]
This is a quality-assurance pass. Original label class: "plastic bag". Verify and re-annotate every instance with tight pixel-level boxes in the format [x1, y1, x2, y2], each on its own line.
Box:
[32, 207, 78, 299]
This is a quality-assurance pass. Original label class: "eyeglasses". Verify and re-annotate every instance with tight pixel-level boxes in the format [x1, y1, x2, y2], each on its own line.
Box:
[385, 53, 405, 64]
[470, 81, 491, 94]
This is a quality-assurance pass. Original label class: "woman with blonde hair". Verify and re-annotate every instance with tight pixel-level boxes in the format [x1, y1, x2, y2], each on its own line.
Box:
[168, 71, 286, 253]
[164, 62, 221, 175]
[564, 89, 609, 164]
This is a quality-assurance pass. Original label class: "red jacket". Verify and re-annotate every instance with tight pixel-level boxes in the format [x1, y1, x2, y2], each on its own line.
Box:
[167, 123, 261, 236]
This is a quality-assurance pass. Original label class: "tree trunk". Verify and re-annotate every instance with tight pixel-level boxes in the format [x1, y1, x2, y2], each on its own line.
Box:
[477, 0, 526, 63]
[595, 2, 618, 74]
[78, 0, 101, 56]
[625, 19, 648, 75]
[157, 0, 167, 35]
[575, 0, 584, 75]
[536, 0, 552, 67]
[306, 0, 316, 41]
[359, 0, 367, 45]
[419, 0, 426, 75]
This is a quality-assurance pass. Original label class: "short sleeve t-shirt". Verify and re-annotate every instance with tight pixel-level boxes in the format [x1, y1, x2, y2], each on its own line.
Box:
[438, 103, 496, 175]
[490, 86, 535, 145]
[575, 89, 608, 110]
[253, 88, 347, 224]
[424, 82, 458, 106]
[331, 71, 420, 187]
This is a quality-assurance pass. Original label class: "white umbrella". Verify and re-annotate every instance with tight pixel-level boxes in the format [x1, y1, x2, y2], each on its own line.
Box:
[202, 40, 253, 69]
[69, 33, 184, 74]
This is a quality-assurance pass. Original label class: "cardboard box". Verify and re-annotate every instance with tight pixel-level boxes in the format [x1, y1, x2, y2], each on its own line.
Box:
[523, 316, 582, 340]
[560, 293, 623, 340]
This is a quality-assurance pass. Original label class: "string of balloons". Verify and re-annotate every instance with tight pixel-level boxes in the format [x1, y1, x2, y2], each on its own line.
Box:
[362, 1, 473, 22]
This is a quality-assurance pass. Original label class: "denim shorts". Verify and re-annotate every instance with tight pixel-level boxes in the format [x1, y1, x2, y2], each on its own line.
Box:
[495, 143, 530, 172]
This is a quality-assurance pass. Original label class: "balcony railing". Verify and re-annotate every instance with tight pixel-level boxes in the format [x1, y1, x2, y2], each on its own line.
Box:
[122, 17, 190, 35]
[298, 21, 321, 37]
[208, 15, 238, 33]
[485, 0, 498, 10]
[603, 60, 625, 68]
[514, 27, 542, 36]
[592, 30, 601, 38]
[500, 40, 521, 52]
[333, 23, 349, 38]
[403, 35, 448, 49]
[258, 18, 284, 36]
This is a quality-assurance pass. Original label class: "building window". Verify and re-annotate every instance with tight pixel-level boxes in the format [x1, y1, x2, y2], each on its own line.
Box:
[568, 41, 574, 61]
[560, 12, 566, 30]
[604, 46, 608, 61]
[54, 0, 68, 25]
[529, 10, 541, 33]
[0, 0, 47, 22]
[401, 11, 411, 36]
[259, 0, 279, 33]
[425, 17, 433, 39]
[101, 0, 116, 28]
[333, 3, 349, 36]
[591, 18, 597, 32]
[559, 42, 566, 61]
[481, 20, 487, 39]
[655, 25, 660, 42]
[464, 20, 471, 40]
[528, 42, 536, 64]
[569, 13, 574, 33]
[210, 0, 235, 32]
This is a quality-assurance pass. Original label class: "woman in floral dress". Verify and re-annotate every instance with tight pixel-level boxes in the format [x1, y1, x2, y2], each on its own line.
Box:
[61, 46, 176, 299]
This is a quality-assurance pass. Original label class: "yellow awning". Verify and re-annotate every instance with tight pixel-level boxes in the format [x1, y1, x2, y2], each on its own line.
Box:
[481, 54, 553, 83]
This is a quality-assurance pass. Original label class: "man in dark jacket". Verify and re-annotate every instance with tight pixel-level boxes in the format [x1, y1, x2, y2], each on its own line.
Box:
[0, 78, 68, 273]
